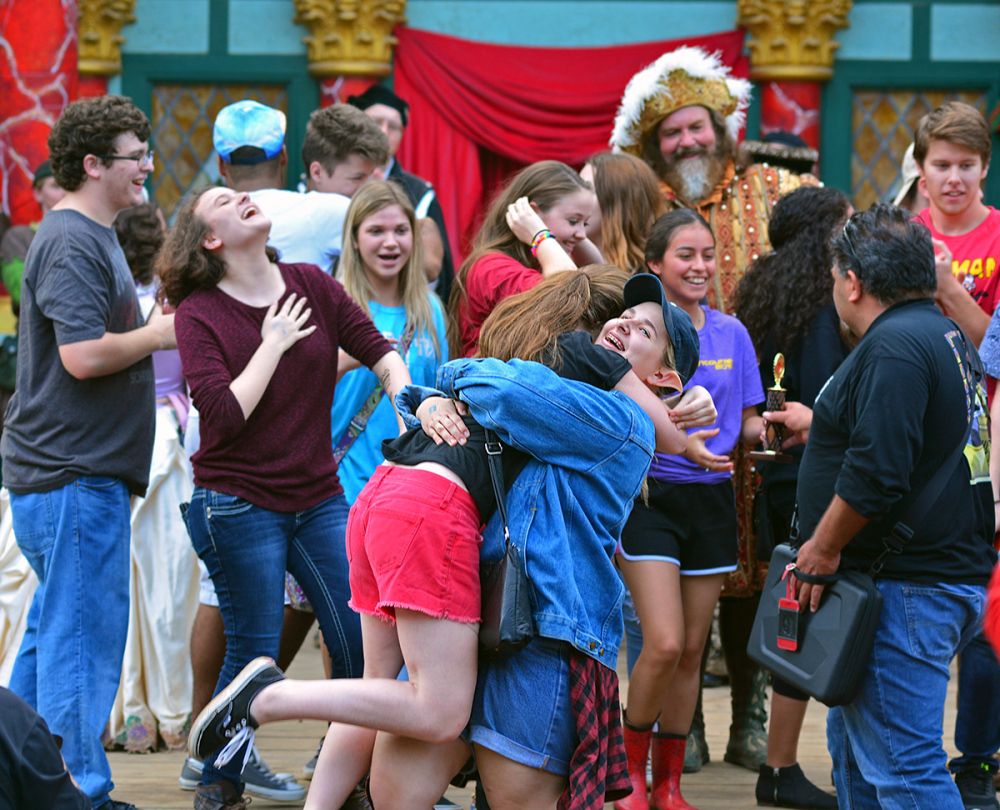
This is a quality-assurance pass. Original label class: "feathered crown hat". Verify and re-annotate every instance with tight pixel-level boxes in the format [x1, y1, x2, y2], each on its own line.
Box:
[610, 46, 752, 156]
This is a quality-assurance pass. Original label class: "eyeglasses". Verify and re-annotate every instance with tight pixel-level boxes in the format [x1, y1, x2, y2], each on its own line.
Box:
[100, 150, 155, 170]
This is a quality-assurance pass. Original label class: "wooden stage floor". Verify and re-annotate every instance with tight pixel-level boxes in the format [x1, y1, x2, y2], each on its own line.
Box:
[109, 642, 960, 809]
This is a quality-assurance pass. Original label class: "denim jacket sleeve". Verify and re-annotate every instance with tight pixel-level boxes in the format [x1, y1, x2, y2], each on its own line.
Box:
[437, 357, 652, 470]
[393, 384, 445, 430]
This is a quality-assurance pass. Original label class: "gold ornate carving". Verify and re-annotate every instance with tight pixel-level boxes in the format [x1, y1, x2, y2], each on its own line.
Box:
[294, 0, 407, 77]
[77, 0, 137, 76]
[737, 0, 852, 81]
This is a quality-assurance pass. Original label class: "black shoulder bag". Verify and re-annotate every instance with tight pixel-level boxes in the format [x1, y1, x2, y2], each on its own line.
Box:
[478, 430, 536, 659]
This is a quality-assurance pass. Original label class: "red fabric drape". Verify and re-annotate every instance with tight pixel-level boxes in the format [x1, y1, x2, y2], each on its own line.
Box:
[394, 27, 748, 266]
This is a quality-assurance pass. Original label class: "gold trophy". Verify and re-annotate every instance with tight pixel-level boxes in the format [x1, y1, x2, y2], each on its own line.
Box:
[750, 353, 793, 463]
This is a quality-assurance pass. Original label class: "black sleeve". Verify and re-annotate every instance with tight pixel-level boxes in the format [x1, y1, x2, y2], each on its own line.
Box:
[425, 196, 455, 306]
[0, 690, 91, 810]
[549, 331, 632, 390]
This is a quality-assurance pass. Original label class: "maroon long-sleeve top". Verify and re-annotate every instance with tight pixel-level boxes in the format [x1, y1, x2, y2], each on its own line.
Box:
[175, 262, 393, 512]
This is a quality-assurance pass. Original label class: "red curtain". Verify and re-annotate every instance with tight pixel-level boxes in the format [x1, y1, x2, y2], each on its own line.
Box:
[394, 27, 748, 265]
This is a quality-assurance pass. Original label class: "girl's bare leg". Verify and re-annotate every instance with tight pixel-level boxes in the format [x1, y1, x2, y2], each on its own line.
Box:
[656, 573, 725, 734]
[474, 744, 566, 810]
[370, 734, 470, 809]
[253, 609, 478, 739]
[617, 557, 684, 726]
[303, 613, 403, 809]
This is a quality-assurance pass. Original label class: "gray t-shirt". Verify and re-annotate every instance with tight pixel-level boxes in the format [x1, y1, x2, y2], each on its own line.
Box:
[1, 209, 155, 495]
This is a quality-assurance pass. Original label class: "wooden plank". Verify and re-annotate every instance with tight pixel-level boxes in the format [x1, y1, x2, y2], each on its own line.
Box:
[107, 645, 959, 809]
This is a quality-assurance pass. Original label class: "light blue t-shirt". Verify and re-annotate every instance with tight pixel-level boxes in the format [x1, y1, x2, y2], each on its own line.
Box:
[331, 294, 449, 503]
[649, 305, 764, 484]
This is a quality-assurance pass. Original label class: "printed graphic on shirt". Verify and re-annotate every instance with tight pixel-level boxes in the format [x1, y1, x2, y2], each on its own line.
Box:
[945, 328, 991, 484]
[954, 255, 998, 296]
[700, 358, 734, 370]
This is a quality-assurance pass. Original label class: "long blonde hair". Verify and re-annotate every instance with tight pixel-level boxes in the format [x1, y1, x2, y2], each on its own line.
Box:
[338, 180, 442, 358]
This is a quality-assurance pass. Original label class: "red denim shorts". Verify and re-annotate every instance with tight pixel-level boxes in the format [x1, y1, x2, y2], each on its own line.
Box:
[347, 465, 482, 624]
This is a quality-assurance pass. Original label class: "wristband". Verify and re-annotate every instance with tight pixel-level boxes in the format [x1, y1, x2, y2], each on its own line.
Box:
[530, 228, 554, 257]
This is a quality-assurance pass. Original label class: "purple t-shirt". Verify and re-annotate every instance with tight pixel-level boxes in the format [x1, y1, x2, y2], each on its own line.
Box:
[649, 306, 764, 484]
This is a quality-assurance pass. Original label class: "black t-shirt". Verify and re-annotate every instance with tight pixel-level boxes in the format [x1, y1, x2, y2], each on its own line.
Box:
[383, 331, 632, 519]
[0, 688, 91, 809]
[796, 299, 995, 583]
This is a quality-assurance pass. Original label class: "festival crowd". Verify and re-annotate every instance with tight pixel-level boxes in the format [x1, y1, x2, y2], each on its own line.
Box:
[1, 45, 999, 810]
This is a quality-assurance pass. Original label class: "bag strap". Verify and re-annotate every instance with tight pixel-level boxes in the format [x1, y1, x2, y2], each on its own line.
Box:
[485, 429, 512, 549]
[333, 323, 416, 464]
[871, 319, 984, 574]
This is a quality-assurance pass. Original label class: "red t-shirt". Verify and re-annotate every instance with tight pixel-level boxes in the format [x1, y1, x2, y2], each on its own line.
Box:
[176, 262, 392, 512]
[917, 206, 1000, 317]
[457, 252, 543, 356]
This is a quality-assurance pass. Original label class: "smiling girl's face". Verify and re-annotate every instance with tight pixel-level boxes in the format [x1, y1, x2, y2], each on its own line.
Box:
[538, 188, 598, 255]
[356, 203, 413, 285]
[646, 222, 716, 308]
[596, 300, 670, 380]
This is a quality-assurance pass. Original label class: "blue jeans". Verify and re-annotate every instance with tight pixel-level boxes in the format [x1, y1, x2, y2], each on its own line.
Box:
[10, 476, 131, 807]
[950, 629, 1000, 773]
[183, 487, 361, 788]
[827, 579, 985, 809]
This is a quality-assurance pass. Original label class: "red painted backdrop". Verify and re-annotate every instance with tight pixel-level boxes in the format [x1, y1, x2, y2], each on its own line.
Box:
[0, 0, 79, 225]
[393, 27, 748, 266]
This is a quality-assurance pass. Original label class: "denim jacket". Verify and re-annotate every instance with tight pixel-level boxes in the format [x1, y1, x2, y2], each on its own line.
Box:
[397, 357, 654, 668]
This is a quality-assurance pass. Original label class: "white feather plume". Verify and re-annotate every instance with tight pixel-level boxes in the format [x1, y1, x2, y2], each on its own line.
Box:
[610, 46, 752, 150]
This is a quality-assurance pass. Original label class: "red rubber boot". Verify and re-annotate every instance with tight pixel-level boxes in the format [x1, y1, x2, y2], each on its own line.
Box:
[650, 734, 697, 810]
[614, 723, 652, 810]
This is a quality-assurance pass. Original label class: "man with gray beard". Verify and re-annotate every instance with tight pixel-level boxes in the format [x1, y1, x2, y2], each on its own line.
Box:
[611, 45, 818, 783]
[612, 46, 815, 313]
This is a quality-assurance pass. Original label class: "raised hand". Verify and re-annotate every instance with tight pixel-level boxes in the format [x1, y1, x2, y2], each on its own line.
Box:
[261, 293, 315, 353]
[505, 196, 548, 245]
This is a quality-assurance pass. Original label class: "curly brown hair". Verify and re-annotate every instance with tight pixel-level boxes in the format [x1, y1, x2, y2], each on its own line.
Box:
[48, 96, 150, 191]
[157, 188, 279, 306]
[114, 203, 164, 286]
[733, 186, 850, 351]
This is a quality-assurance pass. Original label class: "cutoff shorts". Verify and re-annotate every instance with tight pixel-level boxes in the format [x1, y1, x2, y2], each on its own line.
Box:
[619, 478, 738, 575]
[347, 465, 482, 624]
[469, 636, 575, 775]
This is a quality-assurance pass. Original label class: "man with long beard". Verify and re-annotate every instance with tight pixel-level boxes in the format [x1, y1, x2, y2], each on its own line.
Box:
[610, 45, 818, 787]
[612, 46, 814, 312]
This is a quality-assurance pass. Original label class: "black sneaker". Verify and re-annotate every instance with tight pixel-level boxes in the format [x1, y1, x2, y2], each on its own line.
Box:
[189, 657, 285, 762]
[956, 763, 1000, 810]
[103, 802, 140, 810]
[756, 763, 837, 809]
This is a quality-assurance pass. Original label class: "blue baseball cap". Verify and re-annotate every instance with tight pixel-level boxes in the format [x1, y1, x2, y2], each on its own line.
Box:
[213, 100, 286, 164]
[623, 273, 700, 384]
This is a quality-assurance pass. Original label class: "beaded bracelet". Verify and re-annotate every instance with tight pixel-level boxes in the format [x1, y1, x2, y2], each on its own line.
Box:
[530, 228, 554, 257]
